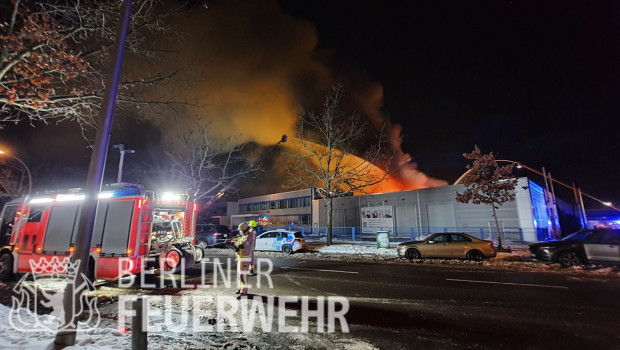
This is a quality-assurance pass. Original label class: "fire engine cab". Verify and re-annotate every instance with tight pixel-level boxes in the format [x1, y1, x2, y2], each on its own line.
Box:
[0, 183, 203, 282]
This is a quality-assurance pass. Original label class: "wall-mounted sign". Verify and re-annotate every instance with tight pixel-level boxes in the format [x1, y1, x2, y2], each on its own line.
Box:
[361, 206, 394, 233]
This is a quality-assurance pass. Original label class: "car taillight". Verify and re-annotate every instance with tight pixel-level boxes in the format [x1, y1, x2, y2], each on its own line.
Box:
[487, 243, 494, 249]
[214, 233, 221, 237]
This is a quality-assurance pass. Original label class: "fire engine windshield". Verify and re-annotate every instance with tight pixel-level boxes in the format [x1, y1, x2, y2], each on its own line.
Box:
[152, 213, 185, 240]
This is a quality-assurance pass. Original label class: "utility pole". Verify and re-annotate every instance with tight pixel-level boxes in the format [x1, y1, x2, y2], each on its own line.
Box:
[55, 0, 133, 346]
[573, 182, 588, 229]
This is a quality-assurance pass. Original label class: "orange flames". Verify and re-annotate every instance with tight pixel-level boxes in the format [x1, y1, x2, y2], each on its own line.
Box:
[372, 124, 448, 194]
[285, 124, 448, 195]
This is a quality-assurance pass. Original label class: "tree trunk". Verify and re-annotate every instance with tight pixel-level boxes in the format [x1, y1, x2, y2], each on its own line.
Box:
[326, 197, 333, 245]
[492, 205, 504, 250]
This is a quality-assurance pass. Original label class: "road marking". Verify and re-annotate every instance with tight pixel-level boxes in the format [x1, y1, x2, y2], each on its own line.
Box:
[446, 278, 569, 289]
[280, 266, 359, 274]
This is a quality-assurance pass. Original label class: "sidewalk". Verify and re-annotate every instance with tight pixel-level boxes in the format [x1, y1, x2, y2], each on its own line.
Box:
[305, 241, 531, 258]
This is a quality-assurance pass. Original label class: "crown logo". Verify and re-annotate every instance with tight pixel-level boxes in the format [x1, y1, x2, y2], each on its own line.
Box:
[28, 256, 79, 280]
[10, 257, 100, 333]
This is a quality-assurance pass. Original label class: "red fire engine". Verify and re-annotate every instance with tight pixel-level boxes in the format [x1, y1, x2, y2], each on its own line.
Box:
[0, 183, 203, 281]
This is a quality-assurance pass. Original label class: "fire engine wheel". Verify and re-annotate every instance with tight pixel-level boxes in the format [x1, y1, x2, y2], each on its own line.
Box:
[163, 248, 183, 271]
[0, 253, 15, 282]
[194, 246, 204, 263]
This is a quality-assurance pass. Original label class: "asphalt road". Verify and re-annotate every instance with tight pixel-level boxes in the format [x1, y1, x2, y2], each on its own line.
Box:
[3, 252, 617, 349]
[191, 253, 620, 350]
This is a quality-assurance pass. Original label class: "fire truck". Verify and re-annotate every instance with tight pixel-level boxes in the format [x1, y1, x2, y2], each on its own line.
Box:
[0, 183, 203, 282]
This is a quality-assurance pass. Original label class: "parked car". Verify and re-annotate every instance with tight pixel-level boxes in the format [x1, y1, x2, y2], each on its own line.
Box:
[397, 232, 496, 261]
[255, 229, 306, 253]
[195, 224, 232, 248]
[529, 228, 620, 267]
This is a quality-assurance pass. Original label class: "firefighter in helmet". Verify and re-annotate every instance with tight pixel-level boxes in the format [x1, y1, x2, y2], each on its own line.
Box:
[233, 222, 254, 298]
[247, 220, 258, 275]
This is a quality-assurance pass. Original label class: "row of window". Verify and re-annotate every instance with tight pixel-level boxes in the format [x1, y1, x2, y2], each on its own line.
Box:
[239, 196, 311, 213]
[261, 214, 311, 226]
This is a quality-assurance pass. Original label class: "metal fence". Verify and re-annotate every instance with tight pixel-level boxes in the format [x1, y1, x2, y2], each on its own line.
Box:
[258, 225, 546, 246]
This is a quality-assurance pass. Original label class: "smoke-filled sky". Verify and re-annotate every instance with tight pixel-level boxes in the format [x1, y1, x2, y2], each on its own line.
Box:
[1, 0, 618, 206]
[156, 0, 449, 195]
[162, 0, 620, 204]
[162, 0, 395, 146]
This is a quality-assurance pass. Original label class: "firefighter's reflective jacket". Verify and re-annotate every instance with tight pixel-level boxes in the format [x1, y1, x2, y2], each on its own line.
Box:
[234, 231, 254, 259]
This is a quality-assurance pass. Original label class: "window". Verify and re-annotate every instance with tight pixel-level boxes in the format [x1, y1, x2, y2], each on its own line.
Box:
[286, 215, 298, 225]
[0, 204, 18, 239]
[451, 234, 471, 242]
[592, 229, 620, 243]
[300, 214, 310, 225]
[432, 235, 448, 243]
[28, 207, 45, 222]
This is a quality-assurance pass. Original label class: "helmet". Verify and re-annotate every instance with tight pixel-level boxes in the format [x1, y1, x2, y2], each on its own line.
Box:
[238, 222, 249, 232]
[248, 220, 258, 228]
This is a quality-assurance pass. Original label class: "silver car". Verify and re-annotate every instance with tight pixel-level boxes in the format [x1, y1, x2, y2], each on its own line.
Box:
[529, 229, 620, 267]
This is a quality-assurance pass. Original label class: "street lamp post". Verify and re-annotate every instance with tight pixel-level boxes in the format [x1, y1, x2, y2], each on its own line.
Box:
[113, 143, 135, 183]
[0, 150, 32, 196]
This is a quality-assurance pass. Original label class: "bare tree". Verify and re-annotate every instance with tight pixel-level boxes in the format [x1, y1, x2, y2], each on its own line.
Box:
[286, 84, 391, 245]
[0, 0, 186, 134]
[162, 121, 260, 208]
[0, 164, 25, 198]
[455, 145, 517, 250]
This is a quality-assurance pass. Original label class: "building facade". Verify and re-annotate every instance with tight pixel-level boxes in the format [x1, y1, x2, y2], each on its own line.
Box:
[211, 177, 563, 244]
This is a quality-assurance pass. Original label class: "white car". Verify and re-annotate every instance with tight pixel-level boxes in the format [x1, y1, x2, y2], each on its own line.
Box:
[255, 229, 306, 253]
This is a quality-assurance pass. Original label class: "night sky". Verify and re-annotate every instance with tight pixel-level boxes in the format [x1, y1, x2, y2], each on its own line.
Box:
[281, 0, 620, 205]
[1, 0, 618, 207]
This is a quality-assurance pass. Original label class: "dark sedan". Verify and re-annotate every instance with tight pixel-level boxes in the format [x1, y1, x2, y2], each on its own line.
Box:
[195, 224, 232, 248]
[529, 228, 620, 267]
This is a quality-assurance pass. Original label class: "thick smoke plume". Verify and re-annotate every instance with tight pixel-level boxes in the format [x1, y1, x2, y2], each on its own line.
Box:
[381, 125, 449, 191]
[160, 0, 446, 194]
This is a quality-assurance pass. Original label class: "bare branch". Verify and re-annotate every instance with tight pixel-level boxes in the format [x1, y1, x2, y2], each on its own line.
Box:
[0, 0, 188, 134]
[284, 84, 393, 244]
[159, 120, 260, 208]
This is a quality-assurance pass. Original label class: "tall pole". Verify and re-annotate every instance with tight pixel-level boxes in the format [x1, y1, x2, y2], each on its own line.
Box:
[577, 186, 588, 228]
[547, 172, 559, 238]
[55, 0, 133, 346]
[541, 167, 558, 239]
[572, 181, 587, 229]
[114, 143, 135, 183]
[118, 149, 126, 183]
